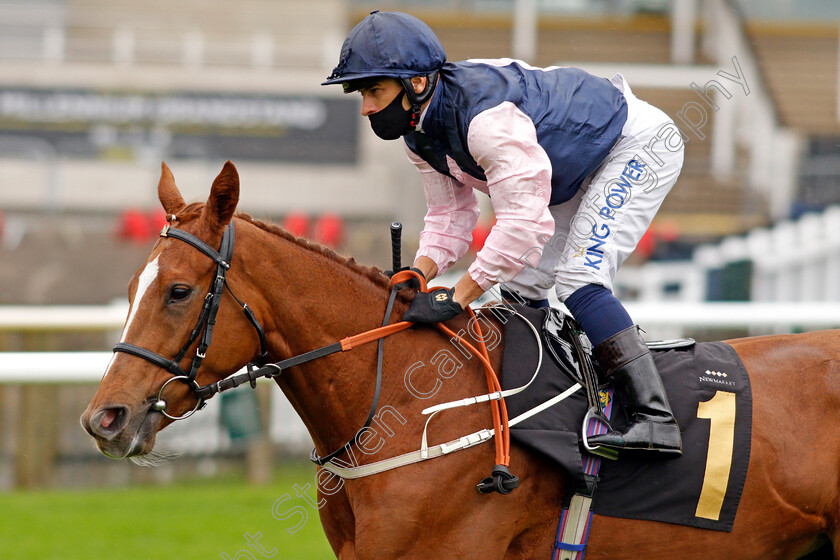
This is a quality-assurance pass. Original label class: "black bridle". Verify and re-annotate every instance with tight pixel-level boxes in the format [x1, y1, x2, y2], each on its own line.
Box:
[113, 222, 269, 420]
[110, 220, 393, 467]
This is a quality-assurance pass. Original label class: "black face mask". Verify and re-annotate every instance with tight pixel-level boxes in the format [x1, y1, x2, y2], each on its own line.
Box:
[369, 90, 414, 140]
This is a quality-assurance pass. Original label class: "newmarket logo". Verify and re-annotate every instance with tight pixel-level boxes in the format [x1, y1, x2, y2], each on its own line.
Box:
[700, 369, 735, 387]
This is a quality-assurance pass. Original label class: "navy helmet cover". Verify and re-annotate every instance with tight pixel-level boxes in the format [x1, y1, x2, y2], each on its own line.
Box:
[322, 10, 446, 91]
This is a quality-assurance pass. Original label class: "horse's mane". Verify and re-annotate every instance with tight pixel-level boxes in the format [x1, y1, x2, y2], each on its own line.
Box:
[235, 212, 395, 291]
[172, 202, 396, 292]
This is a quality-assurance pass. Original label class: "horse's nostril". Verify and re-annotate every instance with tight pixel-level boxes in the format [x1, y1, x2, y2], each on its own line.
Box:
[87, 406, 131, 440]
[101, 409, 118, 429]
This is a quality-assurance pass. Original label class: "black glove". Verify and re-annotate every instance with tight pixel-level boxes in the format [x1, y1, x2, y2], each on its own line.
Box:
[384, 267, 425, 290]
[402, 287, 463, 324]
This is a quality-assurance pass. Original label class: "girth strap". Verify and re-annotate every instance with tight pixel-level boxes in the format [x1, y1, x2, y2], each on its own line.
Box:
[554, 388, 615, 560]
[556, 476, 597, 560]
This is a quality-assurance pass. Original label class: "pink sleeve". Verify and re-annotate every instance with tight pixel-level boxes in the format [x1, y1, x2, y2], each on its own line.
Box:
[404, 143, 480, 276]
[465, 102, 556, 290]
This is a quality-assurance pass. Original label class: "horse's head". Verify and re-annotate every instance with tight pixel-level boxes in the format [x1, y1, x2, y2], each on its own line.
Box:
[81, 161, 265, 459]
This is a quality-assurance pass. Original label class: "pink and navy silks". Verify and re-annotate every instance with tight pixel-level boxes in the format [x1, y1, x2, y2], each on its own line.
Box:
[405, 58, 628, 290]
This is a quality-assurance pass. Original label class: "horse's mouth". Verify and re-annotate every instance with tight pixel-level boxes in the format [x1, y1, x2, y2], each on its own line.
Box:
[96, 405, 164, 459]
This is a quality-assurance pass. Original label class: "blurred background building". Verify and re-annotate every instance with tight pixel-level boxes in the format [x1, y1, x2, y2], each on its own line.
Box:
[1, 0, 839, 490]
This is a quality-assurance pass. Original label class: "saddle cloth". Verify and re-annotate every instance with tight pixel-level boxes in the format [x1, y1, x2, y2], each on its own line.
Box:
[498, 306, 752, 532]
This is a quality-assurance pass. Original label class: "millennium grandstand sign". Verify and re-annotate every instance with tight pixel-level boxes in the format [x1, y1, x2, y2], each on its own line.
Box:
[0, 88, 358, 163]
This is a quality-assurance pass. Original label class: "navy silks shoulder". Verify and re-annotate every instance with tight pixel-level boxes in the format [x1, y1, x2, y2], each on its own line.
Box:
[405, 60, 628, 205]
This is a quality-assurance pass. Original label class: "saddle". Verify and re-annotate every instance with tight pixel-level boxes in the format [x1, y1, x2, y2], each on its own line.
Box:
[495, 304, 751, 534]
[540, 306, 695, 387]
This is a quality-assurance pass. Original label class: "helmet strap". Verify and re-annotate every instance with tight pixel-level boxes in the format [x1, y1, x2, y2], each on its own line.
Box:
[401, 72, 439, 129]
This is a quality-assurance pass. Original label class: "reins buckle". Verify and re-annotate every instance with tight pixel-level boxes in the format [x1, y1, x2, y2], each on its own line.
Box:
[160, 224, 170, 237]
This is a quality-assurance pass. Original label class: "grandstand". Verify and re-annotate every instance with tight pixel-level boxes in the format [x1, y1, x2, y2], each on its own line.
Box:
[1, 0, 837, 303]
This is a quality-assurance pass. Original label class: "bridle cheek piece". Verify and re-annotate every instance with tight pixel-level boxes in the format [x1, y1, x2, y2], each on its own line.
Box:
[113, 222, 269, 421]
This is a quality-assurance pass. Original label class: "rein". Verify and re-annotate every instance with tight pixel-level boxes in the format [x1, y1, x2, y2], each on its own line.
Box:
[112, 224, 514, 488]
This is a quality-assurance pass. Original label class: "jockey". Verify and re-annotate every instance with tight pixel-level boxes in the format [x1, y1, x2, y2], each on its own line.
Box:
[323, 11, 683, 457]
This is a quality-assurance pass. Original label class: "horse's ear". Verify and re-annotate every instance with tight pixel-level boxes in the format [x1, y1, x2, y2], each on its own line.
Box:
[204, 160, 239, 229]
[158, 162, 186, 216]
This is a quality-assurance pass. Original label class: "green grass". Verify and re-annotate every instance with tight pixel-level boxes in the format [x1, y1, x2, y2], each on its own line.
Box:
[0, 465, 336, 560]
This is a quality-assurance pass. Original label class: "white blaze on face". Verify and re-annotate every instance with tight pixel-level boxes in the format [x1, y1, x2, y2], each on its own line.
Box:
[103, 256, 160, 379]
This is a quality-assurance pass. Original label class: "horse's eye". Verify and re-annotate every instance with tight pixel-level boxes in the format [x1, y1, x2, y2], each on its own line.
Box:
[168, 285, 192, 303]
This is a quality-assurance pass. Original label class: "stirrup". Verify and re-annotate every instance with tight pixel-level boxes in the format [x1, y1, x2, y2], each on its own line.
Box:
[581, 407, 619, 461]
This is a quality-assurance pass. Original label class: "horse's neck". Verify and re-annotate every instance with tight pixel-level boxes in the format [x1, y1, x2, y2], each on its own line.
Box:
[244, 223, 498, 459]
[240, 220, 503, 460]
[244, 223, 417, 451]
[255, 235, 395, 354]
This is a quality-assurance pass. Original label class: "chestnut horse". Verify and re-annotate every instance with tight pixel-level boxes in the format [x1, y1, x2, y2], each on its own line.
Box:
[82, 162, 840, 560]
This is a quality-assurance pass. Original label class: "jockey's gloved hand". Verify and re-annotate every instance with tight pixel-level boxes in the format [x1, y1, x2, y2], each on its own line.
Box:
[384, 267, 425, 291]
[402, 287, 463, 324]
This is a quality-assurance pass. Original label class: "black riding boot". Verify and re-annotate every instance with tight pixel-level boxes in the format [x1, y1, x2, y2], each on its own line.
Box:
[587, 326, 682, 457]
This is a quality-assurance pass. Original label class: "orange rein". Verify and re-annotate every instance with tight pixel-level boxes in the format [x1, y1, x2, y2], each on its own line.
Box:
[337, 269, 511, 468]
